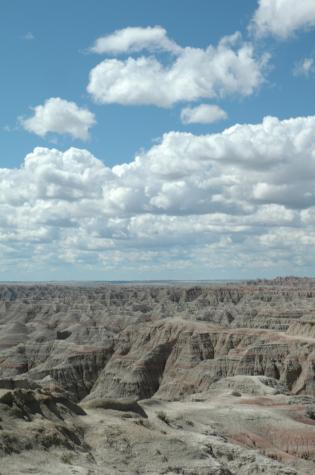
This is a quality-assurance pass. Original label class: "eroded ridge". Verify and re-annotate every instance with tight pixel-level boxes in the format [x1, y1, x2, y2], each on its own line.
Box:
[1, 278, 315, 474]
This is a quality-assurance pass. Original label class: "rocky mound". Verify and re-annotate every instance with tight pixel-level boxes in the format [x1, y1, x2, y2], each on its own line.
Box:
[0, 386, 88, 460]
[82, 397, 147, 417]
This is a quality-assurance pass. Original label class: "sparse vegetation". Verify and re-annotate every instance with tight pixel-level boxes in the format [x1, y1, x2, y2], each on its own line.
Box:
[305, 405, 315, 420]
[231, 390, 242, 397]
[60, 451, 73, 464]
[156, 411, 171, 425]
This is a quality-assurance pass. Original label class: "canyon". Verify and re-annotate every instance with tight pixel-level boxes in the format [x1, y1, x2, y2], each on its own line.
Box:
[1, 278, 315, 474]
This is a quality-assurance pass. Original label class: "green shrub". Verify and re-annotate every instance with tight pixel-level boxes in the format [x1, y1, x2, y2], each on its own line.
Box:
[156, 411, 170, 425]
[60, 452, 73, 464]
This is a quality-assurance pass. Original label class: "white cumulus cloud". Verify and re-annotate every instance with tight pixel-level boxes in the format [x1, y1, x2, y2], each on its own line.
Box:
[251, 0, 315, 39]
[87, 31, 267, 107]
[24, 32, 34, 40]
[181, 104, 228, 124]
[21, 97, 96, 140]
[90, 25, 181, 55]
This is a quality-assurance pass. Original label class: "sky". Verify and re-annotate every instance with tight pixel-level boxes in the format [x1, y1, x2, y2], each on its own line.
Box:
[0, 0, 315, 281]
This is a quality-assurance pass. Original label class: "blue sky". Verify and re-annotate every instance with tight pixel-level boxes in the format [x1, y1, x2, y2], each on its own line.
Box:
[0, 0, 315, 280]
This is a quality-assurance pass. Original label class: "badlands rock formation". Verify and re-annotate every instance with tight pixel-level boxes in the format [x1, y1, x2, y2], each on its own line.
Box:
[1, 278, 315, 474]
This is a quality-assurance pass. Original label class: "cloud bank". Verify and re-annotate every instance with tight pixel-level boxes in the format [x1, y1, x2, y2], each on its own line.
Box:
[1, 115, 315, 276]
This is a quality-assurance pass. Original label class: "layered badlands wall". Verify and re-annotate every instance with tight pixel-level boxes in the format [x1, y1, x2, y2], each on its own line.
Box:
[1, 279, 315, 401]
[1, 279, 315, 474]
